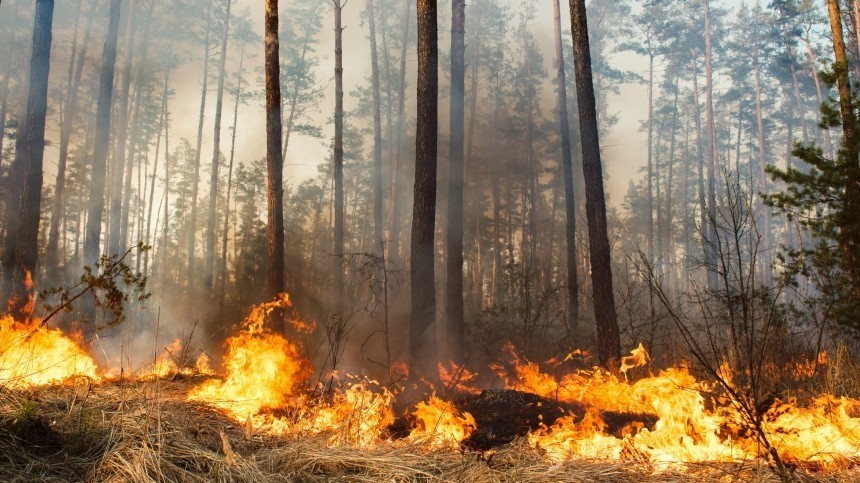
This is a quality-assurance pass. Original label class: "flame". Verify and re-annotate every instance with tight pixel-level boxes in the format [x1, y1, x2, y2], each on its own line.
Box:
[138, 339, 214, 379]
[501, 345, 860, 469]
[619, 342, 650, 378]
[0, 316, 99, 388]
[409, 395, 476, 450]
[188, 294, 310, 420]
[303, 380, 395, 447]
[439, 361, 480, 395]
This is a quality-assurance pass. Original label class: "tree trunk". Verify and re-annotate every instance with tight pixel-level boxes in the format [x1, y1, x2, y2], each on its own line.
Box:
[410, 0, 440, 385]
[144, 66, 171, 279]
[369, 0, 384, 258]
[552, 0, 579, 333]
[47, 0, 94, 277]
[108, 0, 137, 257]
[826, 0, 860, 296]
[0, 0, 54, 319]
[568, 0, 620, 368]
[804, 34, 835, 159]
[188, 0, 214, 295]
[206, 0, 233, 293]
[265, 0, 286, 303]
[83, 0, 121, 321]
[218, 45, 245, 326]
[333, 0, 345, 311]
[703, 0, 719, 290]
[388, 0, 412, 264]
[446, 0, 466, 365]
[754, 57, 772, 286]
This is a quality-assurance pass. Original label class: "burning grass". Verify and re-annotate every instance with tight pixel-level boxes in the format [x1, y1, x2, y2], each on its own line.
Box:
[1, 295, 860, 481]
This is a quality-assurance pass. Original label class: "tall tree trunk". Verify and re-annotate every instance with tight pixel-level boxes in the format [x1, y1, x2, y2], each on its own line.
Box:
[411, 0, 440, 385]
[703, 0, 719, 290]
[646, 51, 655, 270]
[47, 1, 94, 277]
[826, 0, 860, 296]
[446, 0, 466, 364]
[108, 0, 137, 257]
[206, 0, 233, 293]
[754, 57, 773, 286]
[333, 0, 345, 311]
[144, 66, 171, 278]
[0, 0, 54, 319]
[266, 0, 286, 304]
[369, 0, 384, 258]
[218, 45, 245, 326]
[188, 0, 214, 295]
[83, 0, 121, 322]
[568, 0, 620, 367]
[553, 0, 579, 333]
[804, 33, 835, 159]
[388, 0, 412, 263]
[0, 28, 14, 171]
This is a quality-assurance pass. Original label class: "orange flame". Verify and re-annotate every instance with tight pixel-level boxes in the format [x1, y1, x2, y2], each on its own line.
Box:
[0, 315, 99, 388]
[188, 294, 310, 420]
[408, 395, 476, 450]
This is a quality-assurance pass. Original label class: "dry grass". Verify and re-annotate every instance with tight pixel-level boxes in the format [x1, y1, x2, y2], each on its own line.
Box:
[0, 377, 856, 482]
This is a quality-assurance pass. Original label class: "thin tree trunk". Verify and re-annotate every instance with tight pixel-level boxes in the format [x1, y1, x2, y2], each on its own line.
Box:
[703, 0, 719, 290]
[804, 33, 835, 159]
[553, 0, 579, 333]
[47, 0, 94, 277]
[754, 58, 773, 285]
[0, 0, 54, 319]
[369, 0, 384, 259]
[206, 0, 233, 293]
[410, 0, 440, 385]
[83, 0, 121, 322]
[568, 0, 620, 367]
[188, 0, 214, 295]
[265, 0, 286, 304]
[218, 45, 245, 325]
[446, 0, 466, 364]
[333, 0, 345, 311]
[108, 0, 137, 257]
[388, 0, 412, 263]
[144, 66, 171, 278]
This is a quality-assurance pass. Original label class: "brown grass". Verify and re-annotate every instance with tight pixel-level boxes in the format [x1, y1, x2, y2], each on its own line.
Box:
[0, 377, 856, 482]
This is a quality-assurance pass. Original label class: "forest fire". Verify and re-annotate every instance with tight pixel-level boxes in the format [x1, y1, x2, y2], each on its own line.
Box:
[0, 315, 99, 388]
[1, 295, 858, 475]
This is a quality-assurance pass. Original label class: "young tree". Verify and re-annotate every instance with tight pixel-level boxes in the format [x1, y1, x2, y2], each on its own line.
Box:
[568, 0, 620, 367]
[265, 0, 285, 302]
[411, 0, 440, 384]
[1, 0, 55, 319]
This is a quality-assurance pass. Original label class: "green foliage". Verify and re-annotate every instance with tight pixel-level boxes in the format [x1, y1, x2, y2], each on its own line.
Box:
[764, 72, 860, 331]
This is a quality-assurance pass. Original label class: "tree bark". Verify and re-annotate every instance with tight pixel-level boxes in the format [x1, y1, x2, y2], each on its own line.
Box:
[369, 0, 384, 258]
[266, 0, 286, 303]
[446, 0, 466, 364]
[0, 0, 54, 319]
[410, 0, 440, 385]
[703, 0, 719, 290]
[568, 0, 620, 367]
[206, 0, 233, 293]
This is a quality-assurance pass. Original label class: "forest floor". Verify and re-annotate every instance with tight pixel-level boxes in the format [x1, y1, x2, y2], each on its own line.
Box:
[0, 377, 856, 482]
